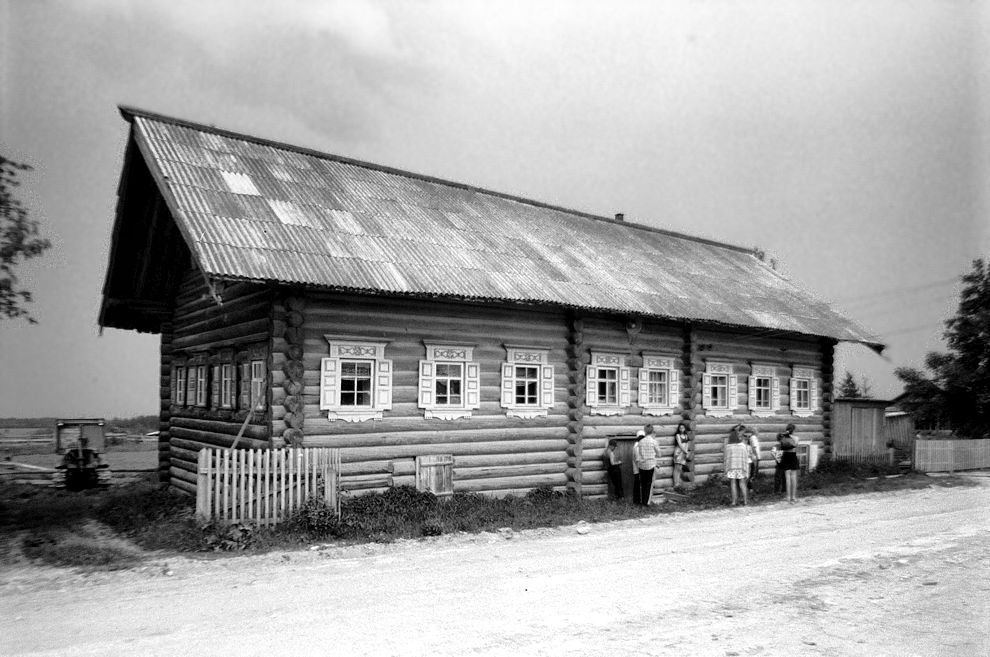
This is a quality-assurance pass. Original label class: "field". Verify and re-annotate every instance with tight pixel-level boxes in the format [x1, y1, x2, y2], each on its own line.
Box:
[0, 420, 159, 476]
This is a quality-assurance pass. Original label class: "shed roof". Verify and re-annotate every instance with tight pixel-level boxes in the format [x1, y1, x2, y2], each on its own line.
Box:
[104, 106, 881, 349]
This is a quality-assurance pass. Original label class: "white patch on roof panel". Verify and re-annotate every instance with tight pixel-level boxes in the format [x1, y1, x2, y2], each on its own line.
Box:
[221, 171, 261, 196]
[269, 199, 312, 228]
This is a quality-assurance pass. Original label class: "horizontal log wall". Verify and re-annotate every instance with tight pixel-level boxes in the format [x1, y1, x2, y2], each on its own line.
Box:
[166, 269, 274, 488]
[689, 328, 827, 485]
[283, 293, 572, 497]
[579, 315, 687, 498]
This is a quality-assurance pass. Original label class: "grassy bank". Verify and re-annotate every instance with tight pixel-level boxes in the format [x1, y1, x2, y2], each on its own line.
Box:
[0, 460, 975, 570]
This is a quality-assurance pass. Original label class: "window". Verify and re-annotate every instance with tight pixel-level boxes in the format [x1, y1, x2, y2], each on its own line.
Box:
[702, 362, 737, 417]
[638, 354, 679, 415]
[586, 351, 631, 415]
[221, 363, 234, 409]
[790, 367, 820, 417]
[793, 379, 810, 409]
[647, 370, 667, 405]
[195, 365, 208, 407]
[434, 363, 463, 406]
[238, 356, 267, 412]
[250, 360, 265, 411]
[419, 343, 480, 420]
[173, 366, 187, 406]
[748, 365, 780, 417]
[320, 337, 392, 422]
[211, 364, 221, 409]
[598, 368, 618, 405]
[501, 347, 555, 418]
[340, 361, 373, 407]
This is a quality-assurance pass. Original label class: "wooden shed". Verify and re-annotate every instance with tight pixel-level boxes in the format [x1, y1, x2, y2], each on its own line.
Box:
[831, 398, 894, 463]
[99, 107, 883, 499]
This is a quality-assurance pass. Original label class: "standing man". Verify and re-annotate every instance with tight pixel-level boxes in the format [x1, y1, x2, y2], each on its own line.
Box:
[634, 424, 662, 505]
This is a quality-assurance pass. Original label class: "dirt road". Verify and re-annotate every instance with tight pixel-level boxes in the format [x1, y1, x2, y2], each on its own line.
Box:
[3, 477, 988, 656]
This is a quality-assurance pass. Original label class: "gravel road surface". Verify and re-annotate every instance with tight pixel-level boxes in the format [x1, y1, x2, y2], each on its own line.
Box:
[2, 476, 988, 656]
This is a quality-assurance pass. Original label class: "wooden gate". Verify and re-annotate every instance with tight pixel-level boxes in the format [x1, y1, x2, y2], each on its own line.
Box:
[196, 447, 340, 525]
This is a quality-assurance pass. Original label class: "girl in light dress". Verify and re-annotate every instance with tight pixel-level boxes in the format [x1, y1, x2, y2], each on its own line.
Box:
[672, 422, 691, 488]
[723, 427, 750, 506]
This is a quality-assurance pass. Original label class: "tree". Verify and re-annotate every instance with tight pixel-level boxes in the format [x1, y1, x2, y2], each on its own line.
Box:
[895, 259, 990, 437]
[838, 371, 874, 399]
[838, 371, 861, 398]
[1, 156, 51, 323]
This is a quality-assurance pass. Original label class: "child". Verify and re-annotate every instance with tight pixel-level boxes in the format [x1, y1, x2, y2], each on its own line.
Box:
[604, 439, 623, 499]
[672, 423, 690, 487]
[723, 429, 750, 506]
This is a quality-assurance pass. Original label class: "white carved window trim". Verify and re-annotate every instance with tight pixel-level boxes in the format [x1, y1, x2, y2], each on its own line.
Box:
[501, 346, 554, 419]
[702, 362, 738, 418]
[790, 367, 821, 418]
[638, 354, 679, 416]
[748, 364, 781, 418]
[586, 351, 632, 416]
[419, 342, 480, 421]
[321, 336, 392, 422]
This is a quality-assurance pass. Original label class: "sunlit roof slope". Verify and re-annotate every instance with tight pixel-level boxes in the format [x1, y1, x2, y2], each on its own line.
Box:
[109, 106, 881, 349]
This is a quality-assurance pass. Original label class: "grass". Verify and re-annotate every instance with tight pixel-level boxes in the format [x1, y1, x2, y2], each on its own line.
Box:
[0, 460, 978, 570]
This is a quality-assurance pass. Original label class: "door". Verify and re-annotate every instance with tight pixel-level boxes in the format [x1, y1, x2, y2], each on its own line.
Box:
[852, 406, 881, 457]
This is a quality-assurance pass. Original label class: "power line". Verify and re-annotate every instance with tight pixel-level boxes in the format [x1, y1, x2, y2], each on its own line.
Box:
[879, 322, 946, 338]
[830, 276, 959, 305]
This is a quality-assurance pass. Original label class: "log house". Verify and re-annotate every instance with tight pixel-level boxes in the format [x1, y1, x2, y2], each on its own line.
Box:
[99, 107, 882, 500]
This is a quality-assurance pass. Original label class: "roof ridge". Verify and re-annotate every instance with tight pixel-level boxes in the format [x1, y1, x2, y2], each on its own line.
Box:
[118, 104, 755, 255]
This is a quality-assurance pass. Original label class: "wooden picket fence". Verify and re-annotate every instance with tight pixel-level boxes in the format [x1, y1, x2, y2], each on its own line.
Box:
[196, 447, 340, 525]
[914, 439, 990, 473]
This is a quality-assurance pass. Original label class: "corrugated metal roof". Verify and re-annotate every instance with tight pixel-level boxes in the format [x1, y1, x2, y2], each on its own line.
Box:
[121, 107, 881, 348]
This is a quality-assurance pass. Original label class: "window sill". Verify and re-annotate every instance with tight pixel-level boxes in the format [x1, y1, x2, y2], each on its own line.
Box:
[588, 406, 626, 416]
[640, 406, 676, 417]
[505, 408, 549, 419]
[327, 410, 384, 423]
[704, 408, 735, 418]
[425, 409, 472, 421]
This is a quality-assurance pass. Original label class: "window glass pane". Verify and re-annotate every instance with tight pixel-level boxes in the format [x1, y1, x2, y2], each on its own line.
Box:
[794, 379, 810, 409]
[340, 359, 374, 407]
[597, 367, 618, 404]
[514, 366, 539, 405]
[647, 369, 667, 405]
[710, 374, 727, 408]
[434, 363, 463, 406]
[755, 376, 771, 408]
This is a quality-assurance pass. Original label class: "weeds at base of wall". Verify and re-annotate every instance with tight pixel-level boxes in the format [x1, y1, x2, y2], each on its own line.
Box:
[0, 465, 979, 568]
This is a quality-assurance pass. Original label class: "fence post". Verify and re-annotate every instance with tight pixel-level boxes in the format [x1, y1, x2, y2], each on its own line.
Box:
[196, 448, 211, 522]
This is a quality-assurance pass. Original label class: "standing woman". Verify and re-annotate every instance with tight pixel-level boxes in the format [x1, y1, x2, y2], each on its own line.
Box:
[779, 423, 800, 502]
[672, 423, 691, 487]
[723, 427, 750, 506]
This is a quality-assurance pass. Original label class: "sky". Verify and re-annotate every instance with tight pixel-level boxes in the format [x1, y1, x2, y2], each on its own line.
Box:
[1, 0, 988, 418]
